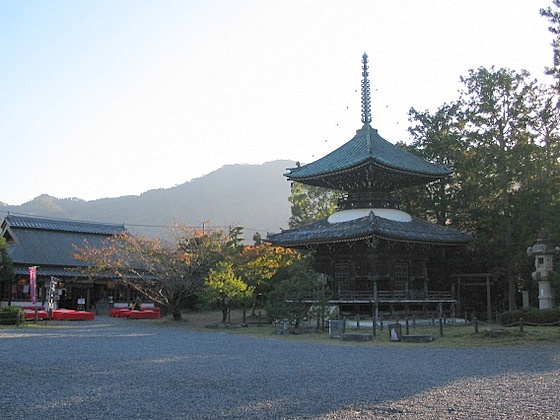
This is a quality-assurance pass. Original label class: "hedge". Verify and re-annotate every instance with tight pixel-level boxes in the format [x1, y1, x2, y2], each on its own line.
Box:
[500, 308, 560, 325]
[0, 306, 24, 325]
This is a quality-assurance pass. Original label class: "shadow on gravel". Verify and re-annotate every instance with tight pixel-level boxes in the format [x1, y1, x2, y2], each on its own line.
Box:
[1, 316, 559, 419]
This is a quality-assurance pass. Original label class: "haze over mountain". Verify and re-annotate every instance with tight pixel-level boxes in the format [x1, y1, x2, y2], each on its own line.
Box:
[0, 160, 296, 241]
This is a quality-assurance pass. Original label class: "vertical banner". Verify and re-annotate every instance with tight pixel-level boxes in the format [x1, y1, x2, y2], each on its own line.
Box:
[29, 266, 37, 305]
[49, 277, 58, 312]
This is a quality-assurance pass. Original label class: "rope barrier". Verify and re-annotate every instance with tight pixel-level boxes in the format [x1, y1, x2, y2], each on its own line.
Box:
[471, 319, 560, 327]
[521, 320, 560, 327]
[470, 317, 560, 332]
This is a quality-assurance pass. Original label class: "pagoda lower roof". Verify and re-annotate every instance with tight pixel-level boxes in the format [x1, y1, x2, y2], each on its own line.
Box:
[267, 212, 473, 247]
[286, 124, 451, 191]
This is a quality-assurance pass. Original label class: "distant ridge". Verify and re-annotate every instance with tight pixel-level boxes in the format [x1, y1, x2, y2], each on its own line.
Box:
[0, 160, 296, 241]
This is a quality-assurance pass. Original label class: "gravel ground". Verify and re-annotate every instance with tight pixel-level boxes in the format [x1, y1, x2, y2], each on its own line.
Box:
[1, 317, 559, 419]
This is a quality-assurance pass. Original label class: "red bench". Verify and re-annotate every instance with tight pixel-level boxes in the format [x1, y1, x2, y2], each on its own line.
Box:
[23, 308, 50, 321]
[52, 309, 95, 321]
[109, 308, 132, 317]
[128, 310, 160, 319]
[109, 307, 161, 319]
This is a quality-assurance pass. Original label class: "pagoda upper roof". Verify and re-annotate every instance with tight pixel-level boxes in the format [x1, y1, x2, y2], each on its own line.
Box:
[267, 211, 472, 247]
[286, 124, 451, 191]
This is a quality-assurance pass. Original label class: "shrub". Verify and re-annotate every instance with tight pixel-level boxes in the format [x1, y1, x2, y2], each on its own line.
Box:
[0, 306, 24, 325]
[1, 306, 24, 315]
[500, 308, 560, 325]
[265, 260, 329, 328]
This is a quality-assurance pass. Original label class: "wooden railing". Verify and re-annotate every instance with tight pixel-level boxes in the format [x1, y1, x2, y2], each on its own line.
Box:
[426, 291, 454, 300]
[377, 291, 407, 299]
[334, 290, 455, 301]
[337, 291, 372, 299]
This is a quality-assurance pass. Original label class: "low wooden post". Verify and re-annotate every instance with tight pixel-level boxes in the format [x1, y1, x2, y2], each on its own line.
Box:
[519, 317, 524, 332]
[371, 303, 376, 337]
[439, 317, 443, 337]
[473, 317, 478, 333]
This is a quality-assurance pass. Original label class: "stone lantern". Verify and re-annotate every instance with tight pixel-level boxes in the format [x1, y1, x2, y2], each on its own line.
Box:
[526, 229, 558, 309]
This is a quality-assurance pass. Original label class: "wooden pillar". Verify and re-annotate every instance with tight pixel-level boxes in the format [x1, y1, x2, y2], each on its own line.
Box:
[423, 261, 429, 298]
[371, 303, 376, 336]
[456, 276, 462, 316]
[486, 275, 492, 322]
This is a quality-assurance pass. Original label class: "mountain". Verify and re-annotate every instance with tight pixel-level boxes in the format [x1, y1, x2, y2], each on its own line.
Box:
[1, 160, 296, 241]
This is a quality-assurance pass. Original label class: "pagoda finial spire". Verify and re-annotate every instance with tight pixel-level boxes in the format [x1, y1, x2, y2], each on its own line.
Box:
[361, 52, 372, 126]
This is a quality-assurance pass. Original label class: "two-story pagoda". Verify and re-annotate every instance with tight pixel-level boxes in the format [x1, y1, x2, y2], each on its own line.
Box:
[268, 53, 472, 318]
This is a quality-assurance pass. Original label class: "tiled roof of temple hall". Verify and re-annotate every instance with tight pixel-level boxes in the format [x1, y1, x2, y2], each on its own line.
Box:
[1, 214, 126, 272]
[3, 214, 125, 235]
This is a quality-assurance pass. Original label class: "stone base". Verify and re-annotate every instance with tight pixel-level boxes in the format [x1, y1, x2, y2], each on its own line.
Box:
[95, 301, 113, 316]
[341, 333, 373, 342]
[401, 334, 434, 343]
[485, 328, 504, 338]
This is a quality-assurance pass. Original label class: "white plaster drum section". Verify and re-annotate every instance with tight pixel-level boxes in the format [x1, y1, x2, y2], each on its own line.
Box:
[327, 208, 412, 223]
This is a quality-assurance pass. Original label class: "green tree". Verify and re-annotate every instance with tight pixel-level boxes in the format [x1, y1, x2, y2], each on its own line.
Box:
[235, 242, 302, 316]
[537, 2, 560, 234]
[288, 182, 339, 228]
[0, 237, 15, 304]
[265, 258, 328, 327]
[252, 232, 263, 246]
[541, 0, 560, 92]
[403, 103, 465, 227]
[459, 66, 539, 310]
[199, 260, 254, 323]
[405, 66, 560, 311]
[225, 226, 244, 250]
[528, 84, 560, 229]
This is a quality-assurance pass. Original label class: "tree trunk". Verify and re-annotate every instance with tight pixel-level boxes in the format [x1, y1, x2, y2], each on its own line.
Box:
[251, 294, 258, 317]
[172, 307, 182, 321]
[221, 307, 228, 323]
[502, 190, 516, 311]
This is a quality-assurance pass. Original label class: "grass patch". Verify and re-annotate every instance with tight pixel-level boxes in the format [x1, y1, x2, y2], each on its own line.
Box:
[4, 309, 559, 347]
[0, 320, 73, 330]
[175, 310, 560, 347]
[227, 322, 560, 347]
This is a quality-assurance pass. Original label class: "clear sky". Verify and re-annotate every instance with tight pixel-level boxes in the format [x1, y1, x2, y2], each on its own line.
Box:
[0, 0, 554, 205]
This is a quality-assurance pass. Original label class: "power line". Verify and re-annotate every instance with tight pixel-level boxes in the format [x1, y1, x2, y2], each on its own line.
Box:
[0, 210, 275, 234]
